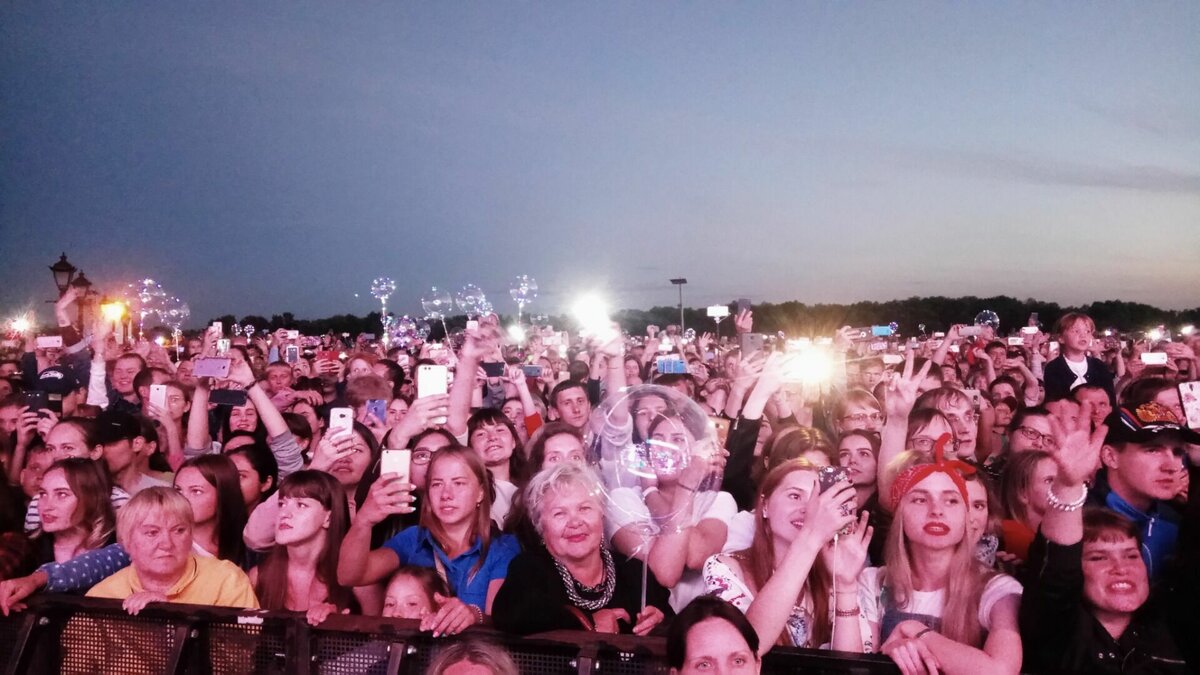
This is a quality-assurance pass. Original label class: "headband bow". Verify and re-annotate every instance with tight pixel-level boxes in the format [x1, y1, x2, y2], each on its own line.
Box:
[887, 433, 976, 510]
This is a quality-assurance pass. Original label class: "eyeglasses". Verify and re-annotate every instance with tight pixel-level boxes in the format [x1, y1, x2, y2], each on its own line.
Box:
[911, 436, 962, 452]
[842, 413, 884, 425]
[412, 450, 434, 465]
[1014, 426, 1058, 448]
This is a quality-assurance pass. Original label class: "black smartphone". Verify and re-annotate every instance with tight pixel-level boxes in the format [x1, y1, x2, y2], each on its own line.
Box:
[522, 364, 544, 378]
[736, 298, 752, 315]
[482, 362, 506, 378]
[818, 466, 854, 534]
[22, 391, 47, 414]
[210, 389, 249, 407]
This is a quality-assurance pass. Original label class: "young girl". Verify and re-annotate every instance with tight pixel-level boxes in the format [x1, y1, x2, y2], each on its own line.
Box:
[250, 470, 352, 625]
[227, 442, 278, 513]
[998, 450, 1055, 562]
[174, 454, 248, 565]
[337, 447, 520, 636]
[704, 460, 871, 652]
[33, 458, 116, 564]
[381, 565, 450, 620]
[859, 436, 1022, 673]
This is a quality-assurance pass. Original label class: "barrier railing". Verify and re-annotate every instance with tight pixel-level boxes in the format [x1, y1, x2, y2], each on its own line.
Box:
[0, 595, 900, 674]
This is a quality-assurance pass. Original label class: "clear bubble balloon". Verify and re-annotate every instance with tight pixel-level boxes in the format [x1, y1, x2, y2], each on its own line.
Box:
[590, 384, 724, 538]
[421, 287, 453, 320]
[683, 328, 697, 342]
[161, 297, 191, 331]
[509, 275, 538, 306]
[455, 284, 488, 318]
[370, 277, 396, 302]
[232, 324, 243, 336]
[974, 310, 1000, 331]
[415, 320, 432, 340]
[244, 324, 257, 338]
[530, 314, 549, 327]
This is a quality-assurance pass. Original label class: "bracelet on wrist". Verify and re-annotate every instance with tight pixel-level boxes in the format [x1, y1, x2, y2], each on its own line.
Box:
[1046, 483, 1088, 512]
[835, 606, 860, 617]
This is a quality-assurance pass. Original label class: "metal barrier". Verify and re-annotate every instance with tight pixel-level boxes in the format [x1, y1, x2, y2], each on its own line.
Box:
[0, 596, 900, 674]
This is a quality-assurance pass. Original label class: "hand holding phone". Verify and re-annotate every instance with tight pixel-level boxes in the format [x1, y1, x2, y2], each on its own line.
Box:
[381, 449, 412, 484]
[149, 384, 168, 411]
[329, 407, 354, 434]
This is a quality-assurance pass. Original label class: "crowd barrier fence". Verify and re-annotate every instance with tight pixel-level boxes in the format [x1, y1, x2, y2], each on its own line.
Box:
[0, 595, 902, 674]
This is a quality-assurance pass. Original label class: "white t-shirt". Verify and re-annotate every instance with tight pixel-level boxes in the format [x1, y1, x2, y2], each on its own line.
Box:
[722, 510, 756, 553]
[606, 487, 738, 611]
[858, 566, 1022, 644]
[1064, 357, 1089, 390]
[491, 479, 518, 528]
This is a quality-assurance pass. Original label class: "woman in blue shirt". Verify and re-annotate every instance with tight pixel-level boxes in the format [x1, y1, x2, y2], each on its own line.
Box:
[336, 446, 519, 637]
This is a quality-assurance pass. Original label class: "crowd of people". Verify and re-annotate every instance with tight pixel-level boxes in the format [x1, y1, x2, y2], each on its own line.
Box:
[0, 285, 1197, 674]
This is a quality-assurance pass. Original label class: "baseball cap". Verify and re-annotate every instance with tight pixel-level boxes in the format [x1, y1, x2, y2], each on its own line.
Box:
[1103, 402, 1200, 445]
[95, 410, 141, 446]
[34, 366, 80, 396]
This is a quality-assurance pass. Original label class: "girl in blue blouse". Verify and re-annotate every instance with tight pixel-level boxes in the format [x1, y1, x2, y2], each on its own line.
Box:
[336, 446, 519, 637]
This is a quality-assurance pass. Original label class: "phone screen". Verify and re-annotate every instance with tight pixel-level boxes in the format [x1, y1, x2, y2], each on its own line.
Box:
[1178, 381, 1200, 429]
[366, 399, 388, 425]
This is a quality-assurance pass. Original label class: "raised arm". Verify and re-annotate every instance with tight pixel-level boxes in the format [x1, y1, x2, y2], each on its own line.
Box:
[877, 351, 932, 505]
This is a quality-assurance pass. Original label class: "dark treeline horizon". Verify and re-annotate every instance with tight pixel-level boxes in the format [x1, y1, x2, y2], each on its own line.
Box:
[184, 295, 1200, 342]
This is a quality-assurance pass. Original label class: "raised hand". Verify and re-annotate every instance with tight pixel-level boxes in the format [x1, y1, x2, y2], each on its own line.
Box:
[884, 349, 933, 418]
[734, 309, 753, 335]
[799, 482, 857, 548]
[357, 474, 417, 526]
[1046, 401, 1106, 488]
[308, 428, 357, 473]
[821, 510, 874, 585]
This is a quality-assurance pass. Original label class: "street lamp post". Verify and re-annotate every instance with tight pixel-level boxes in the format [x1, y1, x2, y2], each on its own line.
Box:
[70, 271, 95, 327]
[49, 253, 77, 297]
[669, 278, 688, 333]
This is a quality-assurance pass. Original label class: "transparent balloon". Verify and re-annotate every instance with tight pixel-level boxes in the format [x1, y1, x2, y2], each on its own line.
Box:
[370, 277, 396, 302]
[421, 287, 453, 320]
[683, 328, 697, 342]
[590, 384, 724, 541]
[974, 310, 1000, 330]
[509, 275, 538, 305]
[160, 297, 190, 332]
[415, 320, 432, 340]
[455, 284, 488, 318]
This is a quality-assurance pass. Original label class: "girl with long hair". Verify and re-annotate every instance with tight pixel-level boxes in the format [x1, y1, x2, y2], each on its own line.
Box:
[174, 454, 248, 565]
[466, 408, 529, 527]
[337, 447, 520, 636]
[857, 436, 1022, 674]
[250, 470, 352, 625]
[703, 460, 871, 652]
[32, 458, 117, 564]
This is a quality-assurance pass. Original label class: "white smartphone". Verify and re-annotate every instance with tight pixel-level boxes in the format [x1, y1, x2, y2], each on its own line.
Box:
[149, 384, 168, 410]
[1140, 352, 1169, 366]
[1020, 326, 1038, 335]
[466, 320, 479, 332]
[381, 449, 412, 483]
[217, 338, 231, 355]
[36, 335, 63, 349]
[1007, 337, 1025, 346]
[1178, 381, 1200, 429]
[416, 365, 449, 398]
[329, 407, 354, 434]
[212, 321, 223, 335]
[1049, 340, 1060, 353]
[882, 354, 904, 365]
[286, 329, 300, 339]
[949, 344, 960, 353]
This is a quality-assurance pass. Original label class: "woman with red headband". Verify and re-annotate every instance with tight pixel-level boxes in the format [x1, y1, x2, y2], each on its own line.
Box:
[853, 435, 1023, 675]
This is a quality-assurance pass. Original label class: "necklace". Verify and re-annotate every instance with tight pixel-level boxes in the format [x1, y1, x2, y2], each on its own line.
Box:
[552, 546, 617, 611]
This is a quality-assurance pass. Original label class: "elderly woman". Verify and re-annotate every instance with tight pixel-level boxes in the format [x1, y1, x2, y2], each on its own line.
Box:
[492, 463, 672, 635]
[85, 487, 259, 614]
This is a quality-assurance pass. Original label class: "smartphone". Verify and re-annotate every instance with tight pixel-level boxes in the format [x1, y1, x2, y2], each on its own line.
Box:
[1049, 340, 1060, 353]
[735, 298, 752, 315]
[381, 449, 412, 483]
[1140, 352, 1169, 366]
[286, 330, 300, 339]
[949, 344, 961, 353]
[962, 388, 983, 411]
[212, 321, 223, 335]
[656, 356, 688, 374]
[362, 333, 376, 341]
[1028, 312, 1039, 327]
[149, 384, 168, 411]
[22, 391, 47, 414]
[216, 338, 231, 355]
[396, 354, 411, 368]
[817, 466, 854, 534]
[522, 364, 544, 378]
[958, 326, 983, 338]
[316, 349, 339, 362]
[466, 320, 480, 332]
[36, 335, 63, 349]
[193, 357, 232, 379]
[329, 407, 354, 434]
[1178, 381, 1200, 429]
[209, 389, 248, 407]
[365, 399, 388, 425]
[417, 365, 449, 398]
[848, 327, 872, 341]
[868, 341, 887, 352]
[871, 325, 894, 337]
[739, 333, 764, 355]
[482, 362, 506, 378]
[284, 345, 299, 364]
[1020, 326, 1038, 335]
[882, 354, 904, 365]
[706, 305, 730, 319]
[1007, 337, 1025, 346]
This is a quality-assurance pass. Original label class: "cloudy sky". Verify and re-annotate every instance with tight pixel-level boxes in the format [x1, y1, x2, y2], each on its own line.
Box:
[2, 2, 1197, 325]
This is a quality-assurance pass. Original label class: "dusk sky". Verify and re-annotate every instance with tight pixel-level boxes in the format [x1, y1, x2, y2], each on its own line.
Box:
[2, 2, 1197, 327]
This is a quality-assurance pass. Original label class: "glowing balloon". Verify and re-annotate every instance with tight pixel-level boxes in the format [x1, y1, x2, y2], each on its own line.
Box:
[455, 284, 488, 318]
[370, 277, 396, 302]
[421, 287, 453, 320]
